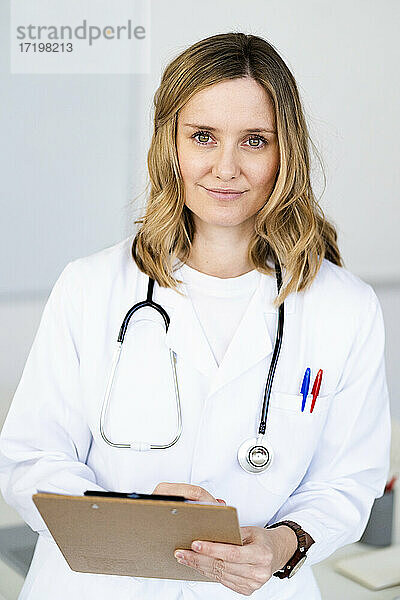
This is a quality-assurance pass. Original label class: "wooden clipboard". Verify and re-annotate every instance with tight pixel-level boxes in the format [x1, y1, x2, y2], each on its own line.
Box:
[32, 492, 243, 581]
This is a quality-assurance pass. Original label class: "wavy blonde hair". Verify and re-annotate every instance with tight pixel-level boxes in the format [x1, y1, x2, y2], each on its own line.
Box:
[132, 32, 343, 307]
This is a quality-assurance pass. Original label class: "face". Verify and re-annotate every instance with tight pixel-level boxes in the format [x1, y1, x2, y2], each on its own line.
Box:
[176, 77, 280, 231]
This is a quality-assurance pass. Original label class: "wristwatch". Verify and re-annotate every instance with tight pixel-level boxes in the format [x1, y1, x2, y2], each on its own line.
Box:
[264, 520, 315, 578]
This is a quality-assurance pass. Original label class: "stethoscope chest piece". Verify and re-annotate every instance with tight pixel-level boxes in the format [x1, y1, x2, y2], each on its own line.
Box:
[237, 435, 274, 474]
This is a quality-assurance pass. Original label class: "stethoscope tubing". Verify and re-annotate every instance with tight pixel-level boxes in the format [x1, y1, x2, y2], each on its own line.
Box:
[258, 263, 284, 435]
[100, 278, 183, 450]
[99, 261, 284, 465]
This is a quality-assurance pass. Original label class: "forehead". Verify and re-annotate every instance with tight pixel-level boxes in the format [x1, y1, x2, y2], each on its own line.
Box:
[178, 78, 276, 131]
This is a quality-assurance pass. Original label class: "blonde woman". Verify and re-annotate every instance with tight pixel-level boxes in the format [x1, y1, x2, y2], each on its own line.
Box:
[0, 32, 391, 600]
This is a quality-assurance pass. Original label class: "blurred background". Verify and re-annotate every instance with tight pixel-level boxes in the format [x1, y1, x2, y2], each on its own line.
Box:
[0, 0, 399, 598]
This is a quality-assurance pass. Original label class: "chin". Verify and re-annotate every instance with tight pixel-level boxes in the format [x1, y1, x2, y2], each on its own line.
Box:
[187, 203, 252, 228]
[202, 215, 249, 228]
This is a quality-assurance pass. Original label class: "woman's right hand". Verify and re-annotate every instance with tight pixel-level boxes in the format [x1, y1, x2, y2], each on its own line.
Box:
[152, 482, 226, 505]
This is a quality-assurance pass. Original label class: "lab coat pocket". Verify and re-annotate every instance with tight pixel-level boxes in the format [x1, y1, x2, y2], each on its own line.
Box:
[255, 391, 331, 496]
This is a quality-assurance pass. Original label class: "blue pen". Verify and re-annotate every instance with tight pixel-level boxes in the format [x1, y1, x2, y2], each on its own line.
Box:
[300, 368, 311, 412]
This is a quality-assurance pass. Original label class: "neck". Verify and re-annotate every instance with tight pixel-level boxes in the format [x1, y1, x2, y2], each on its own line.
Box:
[185, 217, 255, 278]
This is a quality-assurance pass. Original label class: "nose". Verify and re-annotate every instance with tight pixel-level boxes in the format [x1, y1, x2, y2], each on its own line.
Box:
[211, 144, 241, 180]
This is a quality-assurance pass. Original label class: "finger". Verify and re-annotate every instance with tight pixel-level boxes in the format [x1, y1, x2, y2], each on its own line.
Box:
[175, 550, 266, 591]
[190, 560, 259, 596]
[176, 549, 262, 577]
[211, 570, 263, 597]
[189, 537, 265, 565]
[153, 482, 219, 504]
[176, 549, 243, 575]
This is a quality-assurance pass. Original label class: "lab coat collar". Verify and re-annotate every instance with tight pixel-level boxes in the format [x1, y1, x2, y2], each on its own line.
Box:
[136, 265, 296, 396]
[144, 264, 297, 315]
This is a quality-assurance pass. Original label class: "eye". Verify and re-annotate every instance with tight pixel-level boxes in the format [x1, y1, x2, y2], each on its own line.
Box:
[191, 130, 268, 149]
[247, 135, 268, 148]
[192, 130, 212, 145]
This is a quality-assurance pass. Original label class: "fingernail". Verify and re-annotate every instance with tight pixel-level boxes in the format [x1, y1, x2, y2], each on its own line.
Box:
[216, 499, 226, 505]
[192, 541, 201, 551]
[174, 551, 184, 559]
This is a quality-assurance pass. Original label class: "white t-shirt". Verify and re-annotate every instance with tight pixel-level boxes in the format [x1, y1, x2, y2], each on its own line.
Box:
[178, 263, 261, 366]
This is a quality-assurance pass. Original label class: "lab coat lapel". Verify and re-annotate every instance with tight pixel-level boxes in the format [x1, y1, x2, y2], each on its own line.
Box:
[164, 290, 219, 378]
[207, 273, 297, 397]
[149, 272, 219, 379]
[207, 280, 272, 397]
[144, 267, 297, 392]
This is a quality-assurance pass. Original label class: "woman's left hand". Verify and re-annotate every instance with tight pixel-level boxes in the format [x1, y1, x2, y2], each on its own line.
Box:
[173, 525, 298, 596]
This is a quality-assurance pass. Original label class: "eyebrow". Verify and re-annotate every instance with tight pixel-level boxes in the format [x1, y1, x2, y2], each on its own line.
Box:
[183, 123, 276, 134]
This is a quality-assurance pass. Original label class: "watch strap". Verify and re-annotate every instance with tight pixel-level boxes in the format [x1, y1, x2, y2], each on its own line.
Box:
[264, 520, 314, 578]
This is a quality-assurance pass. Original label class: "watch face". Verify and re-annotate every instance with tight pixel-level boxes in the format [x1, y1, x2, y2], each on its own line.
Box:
[288, 555, 307, 578]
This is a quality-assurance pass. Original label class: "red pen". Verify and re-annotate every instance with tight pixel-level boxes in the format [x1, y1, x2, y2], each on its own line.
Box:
[310, 369, 323, 413]
[385, 475, 397, 493]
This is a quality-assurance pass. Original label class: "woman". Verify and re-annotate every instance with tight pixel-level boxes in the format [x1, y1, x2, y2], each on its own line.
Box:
[0, 32, 391, 599]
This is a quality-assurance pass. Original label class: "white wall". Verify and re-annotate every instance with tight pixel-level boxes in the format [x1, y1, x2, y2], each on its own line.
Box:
[1, 2, 399, 424]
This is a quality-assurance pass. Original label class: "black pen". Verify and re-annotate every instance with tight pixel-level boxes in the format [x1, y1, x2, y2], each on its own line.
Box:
[84, 490, 186, 501]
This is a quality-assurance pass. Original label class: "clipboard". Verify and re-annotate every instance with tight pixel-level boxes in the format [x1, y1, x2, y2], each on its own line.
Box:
[32, 492, 243, 581]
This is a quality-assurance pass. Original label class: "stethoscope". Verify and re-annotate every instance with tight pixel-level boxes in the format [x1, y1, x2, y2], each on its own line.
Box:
[100, 262, 284, 474]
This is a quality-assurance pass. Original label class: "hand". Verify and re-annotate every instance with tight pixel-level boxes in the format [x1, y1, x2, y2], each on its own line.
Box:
[173, 525, 298, 597]
[152, 482, 226, 505]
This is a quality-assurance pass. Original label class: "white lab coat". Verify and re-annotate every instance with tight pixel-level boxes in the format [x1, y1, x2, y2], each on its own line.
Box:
[0, 235, 391, 600]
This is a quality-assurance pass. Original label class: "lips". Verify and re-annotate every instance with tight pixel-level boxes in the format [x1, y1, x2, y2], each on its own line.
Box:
[202, 186, 246, 200]
[206, 188, 244, 193]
